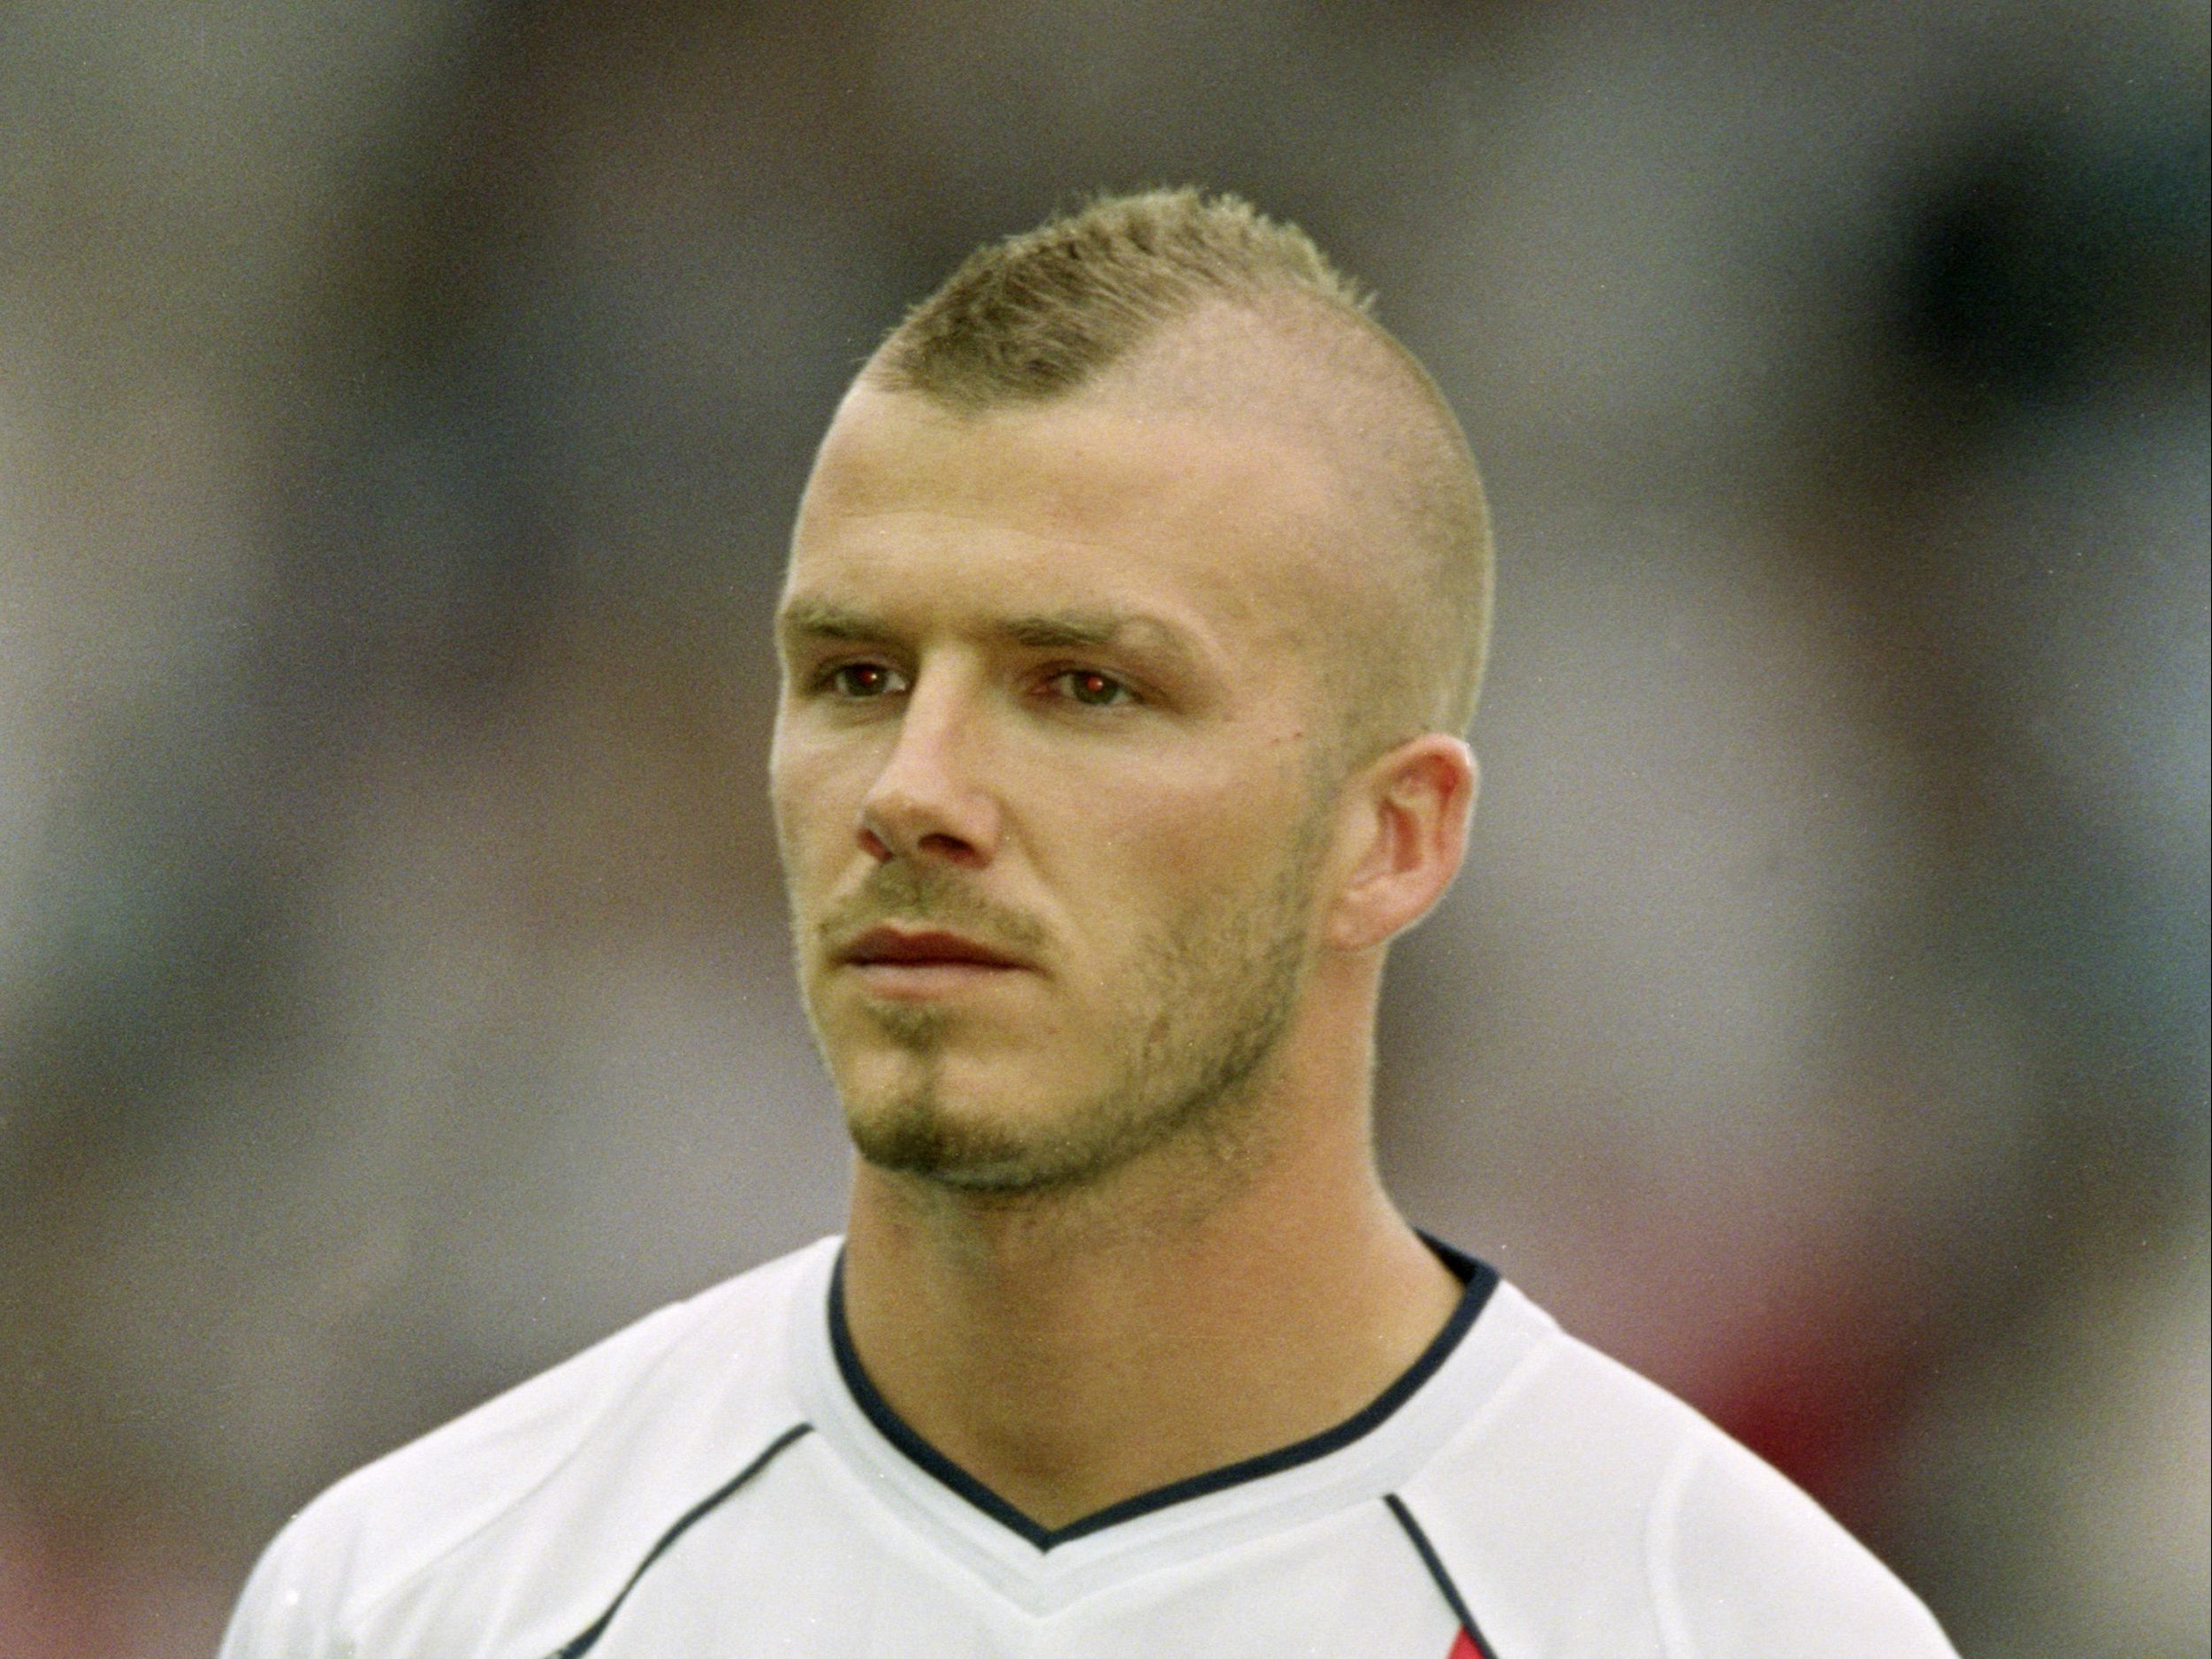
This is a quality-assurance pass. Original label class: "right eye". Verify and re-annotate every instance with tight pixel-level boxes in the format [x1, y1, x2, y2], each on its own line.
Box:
[823, 661, 908, 699]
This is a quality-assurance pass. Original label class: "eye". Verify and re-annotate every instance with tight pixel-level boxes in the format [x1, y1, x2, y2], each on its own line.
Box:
[1051, 669, 1135, 708]
[824, 661, 907, 699]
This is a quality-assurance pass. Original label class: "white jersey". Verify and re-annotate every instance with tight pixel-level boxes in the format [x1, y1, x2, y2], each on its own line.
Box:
[220, 1236, 1956, 1658]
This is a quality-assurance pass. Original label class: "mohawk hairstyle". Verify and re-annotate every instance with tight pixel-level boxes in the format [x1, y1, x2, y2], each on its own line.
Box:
[873, 188, 1375, 410]
[864, 187, 1493, 742]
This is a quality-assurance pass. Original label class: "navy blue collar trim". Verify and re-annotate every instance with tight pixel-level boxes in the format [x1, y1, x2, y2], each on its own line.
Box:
[827, 1235, 1499, 1553]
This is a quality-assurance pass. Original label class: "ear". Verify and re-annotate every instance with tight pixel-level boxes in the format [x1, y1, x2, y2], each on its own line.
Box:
[1323, 735, 1478, 952]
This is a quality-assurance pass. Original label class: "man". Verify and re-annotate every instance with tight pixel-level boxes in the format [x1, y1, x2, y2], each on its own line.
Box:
[221, 190, 1958, 1657]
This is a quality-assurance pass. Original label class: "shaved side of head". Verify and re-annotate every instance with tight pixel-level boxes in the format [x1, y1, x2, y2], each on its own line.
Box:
[866, 188, 1492, 763]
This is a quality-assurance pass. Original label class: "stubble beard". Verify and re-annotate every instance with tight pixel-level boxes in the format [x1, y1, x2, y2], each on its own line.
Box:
[799, 822, 1326, 1198]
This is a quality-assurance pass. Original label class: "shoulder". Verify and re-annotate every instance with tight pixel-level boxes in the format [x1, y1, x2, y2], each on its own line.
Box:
[1644, 1418, 1955, 1656]
[217, 1237, 838, 1659]
[1406, 1282, 1956, 1658]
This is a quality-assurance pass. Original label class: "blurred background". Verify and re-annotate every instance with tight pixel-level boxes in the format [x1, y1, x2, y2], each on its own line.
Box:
[1, 1, 2205, 1653]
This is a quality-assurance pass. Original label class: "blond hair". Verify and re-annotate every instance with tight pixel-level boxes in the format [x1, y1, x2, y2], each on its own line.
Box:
[872, 188, 1492, 742]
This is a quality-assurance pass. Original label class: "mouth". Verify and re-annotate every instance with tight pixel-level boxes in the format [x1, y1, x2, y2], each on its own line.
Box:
[835, 925, 1034, 998]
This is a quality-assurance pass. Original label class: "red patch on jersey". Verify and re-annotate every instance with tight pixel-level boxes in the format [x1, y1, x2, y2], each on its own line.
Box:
[1446, 1632, 1484, 1659]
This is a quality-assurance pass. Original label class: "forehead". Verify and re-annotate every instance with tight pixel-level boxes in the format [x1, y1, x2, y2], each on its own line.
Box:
[785, 385, 1360, 640]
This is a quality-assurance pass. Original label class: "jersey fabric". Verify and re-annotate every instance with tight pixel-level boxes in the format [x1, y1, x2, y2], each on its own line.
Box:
[219, 1235, 1958, 1658]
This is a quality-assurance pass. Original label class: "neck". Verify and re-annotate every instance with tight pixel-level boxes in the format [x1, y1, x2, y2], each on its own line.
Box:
[836, 967, 1464, 1531]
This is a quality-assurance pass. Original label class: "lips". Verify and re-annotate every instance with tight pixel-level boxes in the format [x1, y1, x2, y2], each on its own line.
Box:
[838, 925, 1030, 972]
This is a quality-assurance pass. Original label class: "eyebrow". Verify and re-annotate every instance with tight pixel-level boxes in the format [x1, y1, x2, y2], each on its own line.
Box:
[777, 599, 881, 645]
[999, 610, 1176, 653]
[778, 599, 1199, 667]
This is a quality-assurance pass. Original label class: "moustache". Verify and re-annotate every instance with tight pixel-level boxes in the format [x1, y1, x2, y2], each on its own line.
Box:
[815, 863, 1050, 962]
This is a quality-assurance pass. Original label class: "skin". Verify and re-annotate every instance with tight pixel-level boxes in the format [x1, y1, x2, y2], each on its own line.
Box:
[770, 348, 1478, 1529]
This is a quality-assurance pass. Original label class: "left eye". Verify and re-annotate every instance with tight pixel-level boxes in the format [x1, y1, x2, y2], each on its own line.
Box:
[1052, 669, 1133, 707]
[826, 661, 906, 699]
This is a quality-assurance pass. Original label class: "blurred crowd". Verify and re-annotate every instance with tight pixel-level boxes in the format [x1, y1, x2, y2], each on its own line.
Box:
[1, 4, 2205, 1655]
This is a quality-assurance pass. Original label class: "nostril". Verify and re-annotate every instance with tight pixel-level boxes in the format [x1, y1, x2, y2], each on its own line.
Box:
[918, 831, 983, 866]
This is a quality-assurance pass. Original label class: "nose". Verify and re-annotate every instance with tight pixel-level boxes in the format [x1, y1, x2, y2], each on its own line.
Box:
[858, 672, 1001, 868]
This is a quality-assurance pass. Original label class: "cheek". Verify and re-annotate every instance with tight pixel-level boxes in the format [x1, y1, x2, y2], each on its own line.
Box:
[1058, 768, 1311, 921]
[768, 730, 859, 881]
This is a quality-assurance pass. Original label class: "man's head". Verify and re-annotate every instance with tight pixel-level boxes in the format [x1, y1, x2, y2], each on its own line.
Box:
[770, 189, 1490, 1198]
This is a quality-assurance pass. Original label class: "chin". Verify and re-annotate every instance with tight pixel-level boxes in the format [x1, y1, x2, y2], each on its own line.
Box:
[840, 1066, 1110, 1194]
[846, 1099, 1055, 1192]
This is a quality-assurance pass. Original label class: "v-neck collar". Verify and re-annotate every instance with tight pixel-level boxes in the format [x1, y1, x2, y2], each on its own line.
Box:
[820, 1236, 1499, 1553]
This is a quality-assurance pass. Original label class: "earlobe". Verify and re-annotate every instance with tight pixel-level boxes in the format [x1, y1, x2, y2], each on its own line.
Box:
[1323, 737, 1476, 952]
